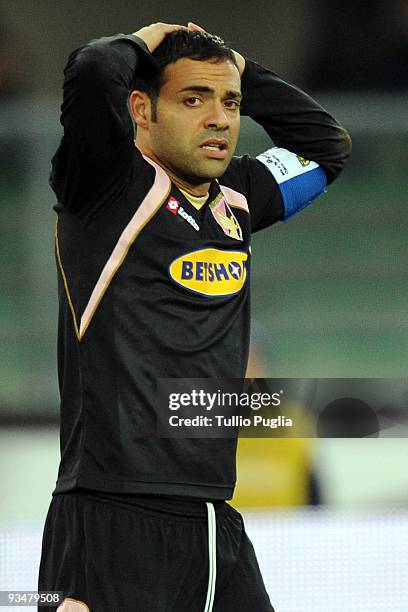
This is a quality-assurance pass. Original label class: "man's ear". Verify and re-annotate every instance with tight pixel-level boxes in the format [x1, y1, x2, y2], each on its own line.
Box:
[129, 90, 151, 129]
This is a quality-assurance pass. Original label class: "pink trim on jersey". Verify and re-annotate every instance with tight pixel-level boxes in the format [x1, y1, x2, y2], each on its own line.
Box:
[218, 184, 249, 214]
[79, 155, 170, 338]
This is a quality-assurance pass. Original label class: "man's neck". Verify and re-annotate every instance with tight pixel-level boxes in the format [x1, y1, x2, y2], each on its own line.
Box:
[135, 142, 210, 197]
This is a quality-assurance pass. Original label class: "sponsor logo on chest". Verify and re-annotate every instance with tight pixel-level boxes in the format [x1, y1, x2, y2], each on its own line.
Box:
[169, 248, 248, 297]
[166, 196, 200, 232]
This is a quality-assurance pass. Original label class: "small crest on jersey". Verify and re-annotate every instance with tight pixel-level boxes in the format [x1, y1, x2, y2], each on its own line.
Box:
[297, 155, 311, 166]
[166, 196, 180, 214]
[209, 194, 243, 241]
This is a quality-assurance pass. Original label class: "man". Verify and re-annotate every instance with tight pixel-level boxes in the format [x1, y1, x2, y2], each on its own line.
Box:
[39, 22, 351, 611]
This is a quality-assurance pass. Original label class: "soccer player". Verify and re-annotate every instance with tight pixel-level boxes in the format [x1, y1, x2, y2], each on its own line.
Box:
[38, 22, 351, 611]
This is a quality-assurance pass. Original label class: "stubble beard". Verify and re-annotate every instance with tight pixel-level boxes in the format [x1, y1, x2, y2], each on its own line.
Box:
[170, 148, 234, 185]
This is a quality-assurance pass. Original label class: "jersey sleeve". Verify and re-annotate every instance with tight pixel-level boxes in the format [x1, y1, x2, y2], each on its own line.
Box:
[51, 34, 158, 215]
[224, 155, 284, 233]
[238, 58, 352, 229]
[255, 147, 328, 222]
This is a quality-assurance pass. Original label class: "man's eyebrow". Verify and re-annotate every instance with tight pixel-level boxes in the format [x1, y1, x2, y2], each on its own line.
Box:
[178, 86, 242, 100]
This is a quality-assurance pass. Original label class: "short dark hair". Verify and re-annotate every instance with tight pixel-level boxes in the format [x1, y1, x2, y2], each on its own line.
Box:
[134, 30, 237, 121]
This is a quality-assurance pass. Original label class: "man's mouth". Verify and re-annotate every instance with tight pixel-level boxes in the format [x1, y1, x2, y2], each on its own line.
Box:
[199, 139, 229, 159]
[200, 139, 228, 151]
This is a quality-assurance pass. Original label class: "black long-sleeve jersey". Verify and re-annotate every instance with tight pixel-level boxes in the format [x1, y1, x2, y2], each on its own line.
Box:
[51, 34, 351, 499]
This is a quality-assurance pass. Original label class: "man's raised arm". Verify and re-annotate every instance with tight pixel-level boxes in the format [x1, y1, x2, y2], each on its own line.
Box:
[239, 59, 351, 185]
[52, 24, 185, 213]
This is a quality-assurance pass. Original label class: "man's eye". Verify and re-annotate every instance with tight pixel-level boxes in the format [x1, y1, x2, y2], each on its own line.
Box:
[184, 97, 202, 106]
[224, 100, 240, 110]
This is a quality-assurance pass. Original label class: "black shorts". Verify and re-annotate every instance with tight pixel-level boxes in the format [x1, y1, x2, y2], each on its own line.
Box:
[38, 492, 274, 612]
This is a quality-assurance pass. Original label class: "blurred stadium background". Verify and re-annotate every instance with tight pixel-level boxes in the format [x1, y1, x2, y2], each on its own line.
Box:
[1, 1, 408, 610]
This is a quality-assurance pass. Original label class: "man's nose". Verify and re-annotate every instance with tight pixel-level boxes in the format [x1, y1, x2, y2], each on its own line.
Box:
[204, 101, 229, 130]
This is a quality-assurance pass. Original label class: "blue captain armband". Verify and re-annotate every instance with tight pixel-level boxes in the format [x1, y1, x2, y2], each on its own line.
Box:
[256, 147, 327, 221]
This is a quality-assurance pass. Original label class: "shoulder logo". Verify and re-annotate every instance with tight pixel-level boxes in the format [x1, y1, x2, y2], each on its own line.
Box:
[209, 195, 243, 241]
[257, 147, 320, 185]
[165, 196, 199, 231]
[297, 156, 310, 166]
[169, 248, 248, 297]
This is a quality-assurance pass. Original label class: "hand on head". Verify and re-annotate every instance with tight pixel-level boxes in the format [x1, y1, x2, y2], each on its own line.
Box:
[134, 22, 245, 75]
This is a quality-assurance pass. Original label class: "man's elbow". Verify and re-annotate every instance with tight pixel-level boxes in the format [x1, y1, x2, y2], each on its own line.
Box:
[338, 125, 352, 163]
[325, 126, 352, 185]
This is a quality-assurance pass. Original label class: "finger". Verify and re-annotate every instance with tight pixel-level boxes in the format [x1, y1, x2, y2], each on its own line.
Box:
[187, 22, 206, 32]
[165, 24, 189, 32]
[188, 22, 206, 31]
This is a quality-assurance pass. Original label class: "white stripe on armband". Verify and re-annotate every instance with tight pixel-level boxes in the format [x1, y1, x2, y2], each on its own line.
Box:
[256, 147, 327, 221]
